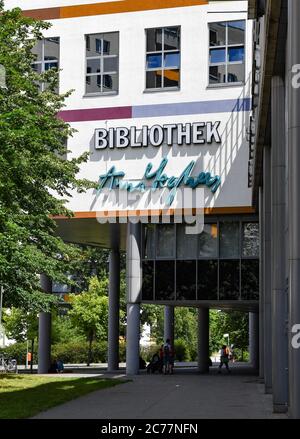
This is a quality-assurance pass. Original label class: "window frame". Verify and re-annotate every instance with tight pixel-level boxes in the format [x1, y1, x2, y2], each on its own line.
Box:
[145, 25, 181, 92]
[208, 20, 246, 87]
[84, 31, 119, 96]
[31, 37, 60, 92]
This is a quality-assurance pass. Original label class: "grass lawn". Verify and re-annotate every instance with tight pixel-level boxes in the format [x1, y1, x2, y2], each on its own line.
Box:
[0, 374, 124, 419]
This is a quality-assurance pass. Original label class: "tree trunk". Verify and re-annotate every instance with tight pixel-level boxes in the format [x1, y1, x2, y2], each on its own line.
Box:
[87, 333, 93, 366]
[30, 339, 34, 374]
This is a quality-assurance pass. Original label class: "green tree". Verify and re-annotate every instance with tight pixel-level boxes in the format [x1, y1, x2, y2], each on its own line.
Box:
[68, 276, 109, 365]
[209, 310, 249, 359]
[3, 307, 38, 371]
[0, 2, 93, 310]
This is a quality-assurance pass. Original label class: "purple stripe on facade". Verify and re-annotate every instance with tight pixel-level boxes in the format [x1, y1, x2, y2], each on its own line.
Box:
[58, 106, 132, 122]
[58, 98, 251, 123]
[132, 98, 251, 118]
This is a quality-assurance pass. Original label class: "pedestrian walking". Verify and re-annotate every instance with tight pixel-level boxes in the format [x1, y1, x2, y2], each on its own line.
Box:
[218, 345, 231, 374]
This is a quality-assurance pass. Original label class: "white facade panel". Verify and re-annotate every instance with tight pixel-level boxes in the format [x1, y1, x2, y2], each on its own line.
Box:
[4, 1, 252, 214]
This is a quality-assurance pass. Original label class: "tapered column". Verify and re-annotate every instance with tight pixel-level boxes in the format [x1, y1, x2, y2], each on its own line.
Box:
[108, 225, 120, 372]
[126, 222, 141, 375]
[263, 145, 272, 393]
[164, 306, 174, 344]
[198, 307, 209, 373]
[271, 76, 288, 413]
[249, 312, 259, 371]
[259, 187, 265, 379]
[288, 0, 300, 418]
[38, 275, 52, 374]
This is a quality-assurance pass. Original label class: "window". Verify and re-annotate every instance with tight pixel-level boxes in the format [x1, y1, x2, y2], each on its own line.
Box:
[32, 37, 59, 91]
[155, 261, 175, 300]
[209, 21, 245, 85]
[156, 224, 175, 258]
[176, 261, 197, 300]
[199, 224, 218, 258]
[142, 261, 154, 300]
[220, 222, 240, 258]
[85, 32, 119, 95]
[242, 223, 259, 257]
[145, 26, 180, 90]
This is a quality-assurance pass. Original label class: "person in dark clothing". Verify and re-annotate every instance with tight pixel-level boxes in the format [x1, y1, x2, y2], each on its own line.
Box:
[218, 345, 231, 374]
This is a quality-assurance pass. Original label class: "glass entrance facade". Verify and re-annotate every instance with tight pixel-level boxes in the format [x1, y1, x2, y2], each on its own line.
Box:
[141, 219, 259, 302]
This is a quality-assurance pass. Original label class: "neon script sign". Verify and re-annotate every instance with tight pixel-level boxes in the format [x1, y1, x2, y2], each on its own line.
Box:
[97, 158, 221, 206]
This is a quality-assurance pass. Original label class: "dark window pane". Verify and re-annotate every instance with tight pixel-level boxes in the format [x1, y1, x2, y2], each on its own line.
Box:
[146, 28, 163, 52]
[210, 48, 226, 64]
[199, 224, 218, 258]
[163, 69, 179, 88]
[142, 261, 154, 301]
[86, 34, 102, 56]
[176, 261, 196, 300]
[209, 22, 226, 46]
[157, 225, 175, 258]
[177, 224, 197, 259]
[86, 75, 101, 93]
[242, 223, 259, 257]
[44, 37, 59, 61]
[220, 222, 240, 258]
[198, 260, 218, 300]
[87, 58, 101, 74]
[228, 20, 245, 45]
[102, 33, 119, 55]
[102, 74, 118, 92]
[103, 56, 118, 73]
[146, 70, 162, 88]
[164, 52, 180, 68]
[32, 40, 43, 61]
[219, 260, 240, 300]
[241, 260, 259, 300]
[209, 65, 226, 84]
[163, 27, 180, 50]
[144, 225, 155, 259]
[45, 62, 58, 71]
[227, 64, 245, 83]
[228, 46, 244, 62]
[155, 261, 175, 300]
[146, 54, 162, 69]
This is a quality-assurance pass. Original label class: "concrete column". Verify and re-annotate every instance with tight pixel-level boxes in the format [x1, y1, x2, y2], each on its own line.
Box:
[263, 145, 272, 394]
[288, 0, 300, 418]
[198, 307, 209, 374]
[38, 274, 52, 374]
[249, 312, 259, 371]
[259, 186, 265, 379]
[108, 224, 120, 371]
[164, 306, 174, 345]
[126, 222, 141, 375]
[271, 76, 288, 413]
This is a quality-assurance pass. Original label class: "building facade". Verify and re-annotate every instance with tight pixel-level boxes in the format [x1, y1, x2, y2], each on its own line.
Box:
[5, 0, 262, 392]
[248, 0, 300, 419]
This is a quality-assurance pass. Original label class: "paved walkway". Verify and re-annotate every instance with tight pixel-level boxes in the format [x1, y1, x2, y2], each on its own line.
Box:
[33, 364, 287, 419]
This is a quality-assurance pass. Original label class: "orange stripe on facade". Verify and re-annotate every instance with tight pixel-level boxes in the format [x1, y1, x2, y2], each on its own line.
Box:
[52, 206, 256, 220]
[23, 0, 208, 20]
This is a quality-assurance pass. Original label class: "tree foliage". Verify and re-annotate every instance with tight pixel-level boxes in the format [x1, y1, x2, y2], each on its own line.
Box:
[0, 2, 93, 310]
[2, 307, 38, 343]
[209, 309, 249, 355]
[68, 276, 109, 364]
